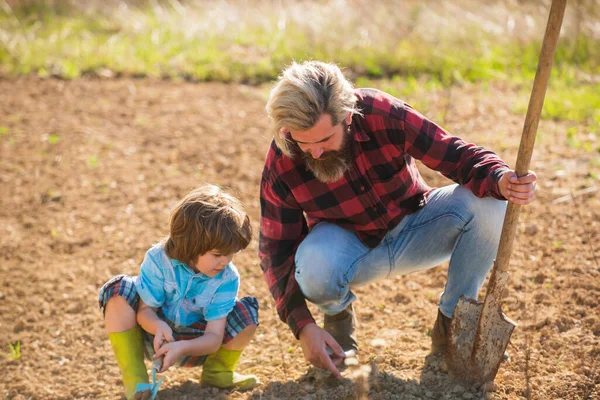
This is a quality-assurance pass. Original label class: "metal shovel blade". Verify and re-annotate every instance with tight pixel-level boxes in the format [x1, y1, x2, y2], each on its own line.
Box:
[446, 295, 516, 384]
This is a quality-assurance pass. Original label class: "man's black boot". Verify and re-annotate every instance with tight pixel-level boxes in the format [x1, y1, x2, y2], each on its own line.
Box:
[431, 309, 451, 355]
[324, 304, 358, 356]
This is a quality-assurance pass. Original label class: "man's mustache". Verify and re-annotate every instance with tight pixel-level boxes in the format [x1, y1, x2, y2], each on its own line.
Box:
[304, 150, 339, 160]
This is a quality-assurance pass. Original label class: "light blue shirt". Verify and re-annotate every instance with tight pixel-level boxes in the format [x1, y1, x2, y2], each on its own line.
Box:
[134, 243, 239, 328]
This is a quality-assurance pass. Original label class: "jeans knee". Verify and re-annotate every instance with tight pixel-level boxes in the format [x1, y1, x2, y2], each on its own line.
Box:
[295, 222, 361, 305]
[295, 250, 343, 305]
[477, 197, 507, 241]
[455, 186, 506, 240]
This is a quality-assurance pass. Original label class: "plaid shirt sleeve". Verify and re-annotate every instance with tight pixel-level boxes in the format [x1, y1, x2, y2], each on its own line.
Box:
[259, 150, 313, 339]
[398, 101, 509, 199]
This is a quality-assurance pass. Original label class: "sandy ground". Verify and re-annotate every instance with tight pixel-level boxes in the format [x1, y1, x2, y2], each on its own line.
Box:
[0, 77, 598, 399]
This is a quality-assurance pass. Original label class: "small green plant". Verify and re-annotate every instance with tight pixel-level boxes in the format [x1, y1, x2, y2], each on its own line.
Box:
[48, 133, 60, 144]
[86, 155, 99, 169]
[566, 127, 580, 149]
[556, 354, 563, 365]
[0, 126, 9, 136]
[8, 340, 21, 360]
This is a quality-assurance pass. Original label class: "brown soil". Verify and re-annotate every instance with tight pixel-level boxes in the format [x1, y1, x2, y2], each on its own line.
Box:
[0, 77, 598, 400]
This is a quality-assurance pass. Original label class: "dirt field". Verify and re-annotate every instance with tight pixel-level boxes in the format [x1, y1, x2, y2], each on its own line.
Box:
[0, 77, 598, 400]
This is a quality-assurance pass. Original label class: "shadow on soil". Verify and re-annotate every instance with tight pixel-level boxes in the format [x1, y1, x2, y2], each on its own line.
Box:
[152, 354, 486, 399]
[246, 354, 485, 399]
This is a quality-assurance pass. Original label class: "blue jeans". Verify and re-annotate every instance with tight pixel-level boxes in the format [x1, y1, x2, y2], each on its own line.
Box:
[294, 184, 507, 318]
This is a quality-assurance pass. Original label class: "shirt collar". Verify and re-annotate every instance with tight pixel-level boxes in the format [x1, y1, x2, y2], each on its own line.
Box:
[172, 259, 211, 279]
[351, 116, 370, 142]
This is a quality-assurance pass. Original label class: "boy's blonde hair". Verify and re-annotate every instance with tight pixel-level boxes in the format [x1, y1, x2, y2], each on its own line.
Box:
[164, 184, 252, 265]
[266, 60, 361, 157]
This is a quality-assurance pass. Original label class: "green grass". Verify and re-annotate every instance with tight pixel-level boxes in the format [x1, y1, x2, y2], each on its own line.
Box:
[1, 1, 599, 124]
[542, 82, 600, 123]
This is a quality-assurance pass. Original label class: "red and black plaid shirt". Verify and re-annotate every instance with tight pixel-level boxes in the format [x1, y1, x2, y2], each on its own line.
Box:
[259, 88, 509, 338]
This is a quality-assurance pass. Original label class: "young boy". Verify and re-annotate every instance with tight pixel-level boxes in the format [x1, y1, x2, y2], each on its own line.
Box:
[99, 184, 260, 399]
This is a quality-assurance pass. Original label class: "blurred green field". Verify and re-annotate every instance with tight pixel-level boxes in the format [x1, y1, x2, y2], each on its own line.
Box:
[0, 0, 599, 127]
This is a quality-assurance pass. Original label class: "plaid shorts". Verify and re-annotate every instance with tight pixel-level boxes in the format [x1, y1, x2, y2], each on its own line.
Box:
[99, 274, 259, 367]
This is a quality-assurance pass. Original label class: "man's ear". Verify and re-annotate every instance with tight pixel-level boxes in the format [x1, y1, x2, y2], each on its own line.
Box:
[345, 113, 352, 125]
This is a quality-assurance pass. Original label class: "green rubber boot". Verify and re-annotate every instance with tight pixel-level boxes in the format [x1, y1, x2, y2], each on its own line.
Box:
[201, 347, 259, 391]
[108, 327, 150, 399]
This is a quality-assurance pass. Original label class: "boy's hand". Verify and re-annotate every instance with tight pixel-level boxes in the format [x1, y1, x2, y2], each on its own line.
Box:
[153, 321, 174, 353]
[153, 341, 186, 373]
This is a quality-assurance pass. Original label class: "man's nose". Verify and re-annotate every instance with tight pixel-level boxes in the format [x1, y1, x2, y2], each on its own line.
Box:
[310, 146, 324, 159]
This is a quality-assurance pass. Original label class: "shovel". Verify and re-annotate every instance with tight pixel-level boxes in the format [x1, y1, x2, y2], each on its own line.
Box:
[134, 357, 165, 400]
[446, 0, 567, 385]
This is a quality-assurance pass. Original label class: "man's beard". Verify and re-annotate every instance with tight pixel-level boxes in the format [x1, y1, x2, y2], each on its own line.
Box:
[301, 134, 352, 183]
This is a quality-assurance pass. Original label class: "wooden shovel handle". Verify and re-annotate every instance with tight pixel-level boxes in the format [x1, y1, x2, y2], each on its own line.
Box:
[493, 0, 567, 278]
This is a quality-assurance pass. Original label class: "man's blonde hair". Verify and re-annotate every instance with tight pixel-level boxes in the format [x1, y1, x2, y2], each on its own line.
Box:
[164, 184, 252, 265]
[266, 61, 360, 156]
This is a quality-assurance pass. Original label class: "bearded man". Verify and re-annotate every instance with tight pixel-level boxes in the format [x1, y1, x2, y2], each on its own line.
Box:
[258, 61, 537, 378]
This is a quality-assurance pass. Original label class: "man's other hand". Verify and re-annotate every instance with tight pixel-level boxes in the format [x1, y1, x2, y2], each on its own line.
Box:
[498, 170, 537, 205]
[298, 323, 345, 379]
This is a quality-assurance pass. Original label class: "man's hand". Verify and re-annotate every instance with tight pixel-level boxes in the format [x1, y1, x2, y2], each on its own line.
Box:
[153, 341, 186, 373]
[153, 321, 174, 353]
[498, 170, 537, 205]
[299, 323, 345, 379]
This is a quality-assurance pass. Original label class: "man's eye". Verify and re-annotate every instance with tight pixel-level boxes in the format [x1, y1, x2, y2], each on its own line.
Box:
[319, 134, 335, 143]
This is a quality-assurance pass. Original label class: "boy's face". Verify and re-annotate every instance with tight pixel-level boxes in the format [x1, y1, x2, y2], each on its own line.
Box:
[192, 250, 233, 277]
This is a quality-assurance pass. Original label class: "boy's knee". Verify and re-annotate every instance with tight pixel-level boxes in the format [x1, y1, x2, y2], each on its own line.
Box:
[242, 324, 258, 336]
[104, 296, 138, 332]
[105, 295, 135, 314]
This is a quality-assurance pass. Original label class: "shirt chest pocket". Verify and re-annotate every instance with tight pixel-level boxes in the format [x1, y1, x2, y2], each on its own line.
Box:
[366, 155, 406, 183]
[187, 293, 213, 313]
[163, 280, 180, 300]
[366, 154, 416, 194]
